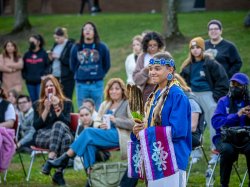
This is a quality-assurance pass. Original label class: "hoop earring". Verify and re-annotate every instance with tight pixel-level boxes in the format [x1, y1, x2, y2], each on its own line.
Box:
[167, 73, 173, 81]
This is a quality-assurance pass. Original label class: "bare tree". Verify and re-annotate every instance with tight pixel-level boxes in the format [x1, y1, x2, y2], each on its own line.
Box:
[11, 0, 31, 34]
[162, 0, 183, 40]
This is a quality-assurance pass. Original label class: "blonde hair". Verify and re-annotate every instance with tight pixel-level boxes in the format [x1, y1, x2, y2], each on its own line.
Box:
[174, 73, 191, 92]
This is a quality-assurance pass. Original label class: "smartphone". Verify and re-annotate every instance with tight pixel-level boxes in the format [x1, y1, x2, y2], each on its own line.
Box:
[48, 87, 53, 101]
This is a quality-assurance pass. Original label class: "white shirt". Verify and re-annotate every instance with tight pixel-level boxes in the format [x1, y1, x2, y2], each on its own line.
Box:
[125, 53, 137, 84]
[0, 98, 16, 121]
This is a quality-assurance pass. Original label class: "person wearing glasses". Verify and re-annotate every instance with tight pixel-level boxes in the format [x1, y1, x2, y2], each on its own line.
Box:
[205, 19, 242, 79]
[16, 94, 35, 153]
[133, 31, 165, 104]
[70, 21, 110, 110]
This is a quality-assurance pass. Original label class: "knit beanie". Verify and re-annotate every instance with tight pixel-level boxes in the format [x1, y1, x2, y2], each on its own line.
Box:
[189, 37, 205, 51]
[207, 19, 222, 30]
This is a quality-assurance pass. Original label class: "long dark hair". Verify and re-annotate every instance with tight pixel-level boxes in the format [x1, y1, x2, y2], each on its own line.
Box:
[30, 34, 45, 49]
[141, 31, 165, 53]
[80, 21, 100, 45]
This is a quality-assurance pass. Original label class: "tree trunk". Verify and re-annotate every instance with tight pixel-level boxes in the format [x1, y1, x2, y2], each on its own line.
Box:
[162, 0, 183, 40]
[11, 0, 31, 34]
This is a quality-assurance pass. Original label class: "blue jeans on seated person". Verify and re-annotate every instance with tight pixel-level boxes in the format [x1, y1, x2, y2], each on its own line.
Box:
[76, 80, 104, 110]
[71, 127, 119, 169]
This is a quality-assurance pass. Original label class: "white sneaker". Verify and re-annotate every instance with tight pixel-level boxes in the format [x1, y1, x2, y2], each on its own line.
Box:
[209, 154, 220, 165]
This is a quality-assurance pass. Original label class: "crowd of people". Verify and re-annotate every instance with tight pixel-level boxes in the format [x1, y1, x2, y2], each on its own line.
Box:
[0, 18, 249, 187]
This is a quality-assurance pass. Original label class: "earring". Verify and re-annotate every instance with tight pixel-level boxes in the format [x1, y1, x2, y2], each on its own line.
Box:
[167, 73, 173, 81]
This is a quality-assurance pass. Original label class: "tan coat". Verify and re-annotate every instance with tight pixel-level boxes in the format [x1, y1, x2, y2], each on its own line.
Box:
[0, 55, 23, 93]
[94, 99, 134, 160]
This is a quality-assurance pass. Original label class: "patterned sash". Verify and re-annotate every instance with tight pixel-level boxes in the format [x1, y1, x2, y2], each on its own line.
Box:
[139, 126, 178, 180]
[127, 140, 144, 179]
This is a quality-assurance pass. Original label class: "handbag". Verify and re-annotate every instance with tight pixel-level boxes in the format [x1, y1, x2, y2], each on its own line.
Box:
[88, 162, 127, 187]
[221, 126, 250, 148]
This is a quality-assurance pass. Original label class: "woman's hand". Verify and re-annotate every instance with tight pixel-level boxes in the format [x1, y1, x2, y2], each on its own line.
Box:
[99, 123, 108, 130]
[132, 122, 145, 140]
[237, 106, 250, 117]
[44, 98, 51, 112]
[109, 115, 116, 123]
[51, 95, 60, 106]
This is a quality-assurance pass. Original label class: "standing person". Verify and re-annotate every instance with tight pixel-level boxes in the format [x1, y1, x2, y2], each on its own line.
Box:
[205, 19, 242, 79]
[132, 52, 191, 187]
[22, 34, 50, 103]
[48, 27, 75, 100]
[70, 21, 110, 110]
[46, 78, 134, 185]
[212, 73, 250, 187]
[16, 94, 35, 153]
[125, 35, 142, 85]
[79, 0, 95, 15]
[133, 31, 165, 104]
[93, 0, 101, 12]
[0, 40, 23, 93]
[34, 75, 73, 186]
[180, 37, 229, 164]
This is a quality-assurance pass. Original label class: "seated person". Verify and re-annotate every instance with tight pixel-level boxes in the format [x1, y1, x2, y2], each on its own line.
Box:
[0, 81, 16, 172]
[76, 106, 94, 137]
[0, 81, 16, 128]
[33, 75, 73, 186]
[7, 89, 19, 113]
[47, 78, 134, 178]
[82, 98, 98, 120]
[16, 94, 35, 153]
[212, 73, 250, 187]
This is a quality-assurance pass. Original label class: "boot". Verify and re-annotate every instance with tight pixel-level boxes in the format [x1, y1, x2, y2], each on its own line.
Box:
[52, 170, 66, 186]
[41, 158, 53, 175]
[48, 153, 70, 169]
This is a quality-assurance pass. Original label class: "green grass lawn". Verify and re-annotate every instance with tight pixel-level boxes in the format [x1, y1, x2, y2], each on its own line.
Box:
[0, 11, 250, 186]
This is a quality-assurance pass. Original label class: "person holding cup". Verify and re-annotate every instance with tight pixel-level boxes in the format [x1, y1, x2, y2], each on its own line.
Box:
[46, 78, 134, 181]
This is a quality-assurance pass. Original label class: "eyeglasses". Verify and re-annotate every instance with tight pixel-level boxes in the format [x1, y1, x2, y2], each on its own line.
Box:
[208, 28, 220, 31]
[18, 101, 28, 105]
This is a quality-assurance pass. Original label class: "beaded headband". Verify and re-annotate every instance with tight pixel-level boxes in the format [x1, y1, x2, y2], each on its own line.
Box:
[149, 58, 175, 67]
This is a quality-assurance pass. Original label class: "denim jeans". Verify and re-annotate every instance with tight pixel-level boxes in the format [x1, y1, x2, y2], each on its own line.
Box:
[76, 80, 104, 110]
[26, 83, 41, 103]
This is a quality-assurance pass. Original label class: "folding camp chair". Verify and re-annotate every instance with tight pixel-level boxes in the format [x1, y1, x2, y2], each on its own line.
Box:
[26, 113, 79, 181]
[207, 150, 248, 187]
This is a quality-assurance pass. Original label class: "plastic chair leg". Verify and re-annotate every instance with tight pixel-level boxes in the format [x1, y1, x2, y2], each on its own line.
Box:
[240, 169, 248, 187]
[3, 170, 7, 182]
[208, 154, 220, 186]
[26, 151, 36, 181]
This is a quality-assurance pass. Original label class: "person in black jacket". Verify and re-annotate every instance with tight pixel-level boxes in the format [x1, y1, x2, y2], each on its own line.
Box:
[22, 34, 50, 103]
[48, 27, 75, 100]
[33, 75, 73, 186]
[180, 37, 229, 164]
[205, 19, 242, 79]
